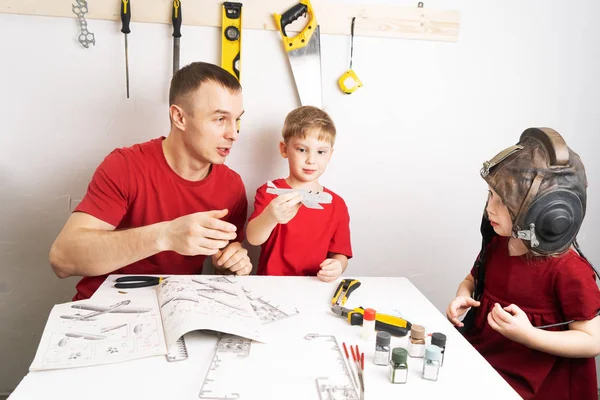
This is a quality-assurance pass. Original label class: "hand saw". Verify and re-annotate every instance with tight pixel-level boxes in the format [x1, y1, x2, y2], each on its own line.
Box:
[221, 2, 242, 81]
[274, 0, 323, 109]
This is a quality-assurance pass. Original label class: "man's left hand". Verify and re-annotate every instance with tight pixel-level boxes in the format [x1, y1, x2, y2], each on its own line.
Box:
[212, 242, 252, 276]
[487, 303, 534, 345]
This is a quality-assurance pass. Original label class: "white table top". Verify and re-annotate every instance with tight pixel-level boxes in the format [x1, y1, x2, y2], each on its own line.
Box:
[10, 275, 520, 400]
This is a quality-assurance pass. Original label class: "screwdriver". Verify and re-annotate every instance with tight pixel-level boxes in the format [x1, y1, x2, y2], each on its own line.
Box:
[172, 0, 182, 76]
[120, 0, 131, 98]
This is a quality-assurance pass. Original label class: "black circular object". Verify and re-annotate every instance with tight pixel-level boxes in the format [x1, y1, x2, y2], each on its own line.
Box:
[431, 332, 446, 347]
[225, 26, 240, 41]
[524, 190, 583, 254]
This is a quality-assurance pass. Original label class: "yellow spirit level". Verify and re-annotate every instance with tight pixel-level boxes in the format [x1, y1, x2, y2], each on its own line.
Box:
[221, 2, 242, 81]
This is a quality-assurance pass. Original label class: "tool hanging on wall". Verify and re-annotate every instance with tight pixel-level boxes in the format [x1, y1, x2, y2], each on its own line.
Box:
[221, 2, 242, 81]
[274, 0, 323, 109]
[172, 0, 182, 76]
[338, 17, 362, 94]
[120, 0, 131, 99]
[72, 0, 95, 48]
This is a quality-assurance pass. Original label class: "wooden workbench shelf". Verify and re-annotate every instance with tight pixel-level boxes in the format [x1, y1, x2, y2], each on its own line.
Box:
[0, 0, 460, 42]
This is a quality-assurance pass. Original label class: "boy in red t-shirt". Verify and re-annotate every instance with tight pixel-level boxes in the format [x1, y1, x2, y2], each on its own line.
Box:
[246, 106, 352, 281]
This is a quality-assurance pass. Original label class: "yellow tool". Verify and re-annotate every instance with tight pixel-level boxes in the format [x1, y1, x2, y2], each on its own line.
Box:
[332, 305, 412, 337]
[274, 0, 323, 108]
[221, 2, 242, 81]
[338, 17, 362, 94]
[331, 278, 412, 337]
[332, 278, 361, 306]
[338, 70, 363, 94]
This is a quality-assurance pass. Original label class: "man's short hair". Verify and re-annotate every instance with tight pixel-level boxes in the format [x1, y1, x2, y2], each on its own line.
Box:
[282, 106, 336, 146]
[169, 62, 241, 112]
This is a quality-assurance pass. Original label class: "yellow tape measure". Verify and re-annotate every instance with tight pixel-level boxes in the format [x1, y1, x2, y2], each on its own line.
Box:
[338, 17, 362, 94]
[339, 70, 363, 94]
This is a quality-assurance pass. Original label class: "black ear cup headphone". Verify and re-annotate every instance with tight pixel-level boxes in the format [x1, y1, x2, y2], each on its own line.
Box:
[511, 128, 587, 255]
[519, 189, 584, 255]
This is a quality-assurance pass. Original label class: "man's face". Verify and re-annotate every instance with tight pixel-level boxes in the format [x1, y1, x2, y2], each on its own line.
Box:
[179, 80, 244, 166]
[280, 130, 333, 184]
[486, 186, 513, 237]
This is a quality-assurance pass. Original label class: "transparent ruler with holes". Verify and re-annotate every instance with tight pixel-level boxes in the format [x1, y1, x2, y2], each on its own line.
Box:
[198, 333, 358, 399]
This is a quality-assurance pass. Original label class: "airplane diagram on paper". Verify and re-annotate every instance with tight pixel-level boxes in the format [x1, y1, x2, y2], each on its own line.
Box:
[157, 276, 265, 349]
[31, 276, 270, 371]
[206, 276, 299, 324]
[30, 295, 166, 371]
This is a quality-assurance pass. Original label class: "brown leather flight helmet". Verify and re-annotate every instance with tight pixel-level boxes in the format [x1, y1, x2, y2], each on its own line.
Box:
[480, 127, 587, 255]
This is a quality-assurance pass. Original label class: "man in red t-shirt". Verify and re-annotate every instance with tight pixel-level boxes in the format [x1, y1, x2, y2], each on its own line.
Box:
[49, 62, 252, 300]
[246, 106, 352, 281]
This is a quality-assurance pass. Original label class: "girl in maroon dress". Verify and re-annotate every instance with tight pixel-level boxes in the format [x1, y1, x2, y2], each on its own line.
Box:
[446, 128, 600, 400]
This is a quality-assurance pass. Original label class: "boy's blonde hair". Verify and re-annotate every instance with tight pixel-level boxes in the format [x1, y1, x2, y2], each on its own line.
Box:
[282, 106, 336, 146]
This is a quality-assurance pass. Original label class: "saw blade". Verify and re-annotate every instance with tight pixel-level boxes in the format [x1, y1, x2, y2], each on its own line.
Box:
[286, 24, 323, 108]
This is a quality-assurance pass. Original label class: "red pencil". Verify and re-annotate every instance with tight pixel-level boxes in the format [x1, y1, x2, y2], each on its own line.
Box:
[342, 342, 360, 392]
[343, 342, 350, 359]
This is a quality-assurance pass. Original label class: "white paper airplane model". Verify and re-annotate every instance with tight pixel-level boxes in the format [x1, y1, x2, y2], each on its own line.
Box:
[265, 180, 332, 210]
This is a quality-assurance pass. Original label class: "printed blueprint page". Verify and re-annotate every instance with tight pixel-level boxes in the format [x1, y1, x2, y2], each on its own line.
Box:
[157, 276, 264, 348]
[206, 276, 300, 325]
[30, 295, 167, 371]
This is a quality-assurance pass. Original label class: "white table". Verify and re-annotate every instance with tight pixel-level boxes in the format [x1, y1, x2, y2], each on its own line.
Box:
[10, 276, 520, 399]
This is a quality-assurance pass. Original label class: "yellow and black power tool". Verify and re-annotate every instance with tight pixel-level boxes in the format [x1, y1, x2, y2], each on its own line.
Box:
[331, 279, 412, 337]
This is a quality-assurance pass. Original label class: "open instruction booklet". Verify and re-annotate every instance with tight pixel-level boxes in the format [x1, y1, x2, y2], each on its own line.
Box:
[30, 276, 294, 371]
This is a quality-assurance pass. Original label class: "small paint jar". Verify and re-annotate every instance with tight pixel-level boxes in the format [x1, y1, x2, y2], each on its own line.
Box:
[431, 332, 447, 366]
[361, 308, 376, 341]
[407, 324, 426, 358]
[388, 347, 408, 384]
[422, 345, 442, 381]
[374, 331, 391, 366]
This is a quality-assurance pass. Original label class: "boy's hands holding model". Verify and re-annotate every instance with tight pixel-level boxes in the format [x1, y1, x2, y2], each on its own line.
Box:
[266, 192, 304, 224]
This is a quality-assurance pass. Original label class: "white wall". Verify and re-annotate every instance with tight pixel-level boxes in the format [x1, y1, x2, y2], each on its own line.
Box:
[1, 0, 600, 395]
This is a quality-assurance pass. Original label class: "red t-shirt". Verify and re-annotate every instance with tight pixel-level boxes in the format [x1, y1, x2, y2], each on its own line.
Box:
[249, 178, 352, 276]
[465, 236, 600, 400]
[72, 137, 247, 300]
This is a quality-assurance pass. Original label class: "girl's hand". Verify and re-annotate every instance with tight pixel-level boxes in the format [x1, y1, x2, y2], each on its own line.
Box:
[446, 296, 480, 327]
[487, 303, 533, 344]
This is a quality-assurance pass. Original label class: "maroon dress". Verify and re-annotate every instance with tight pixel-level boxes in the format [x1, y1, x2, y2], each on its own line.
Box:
[464, 236, 600, 400]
